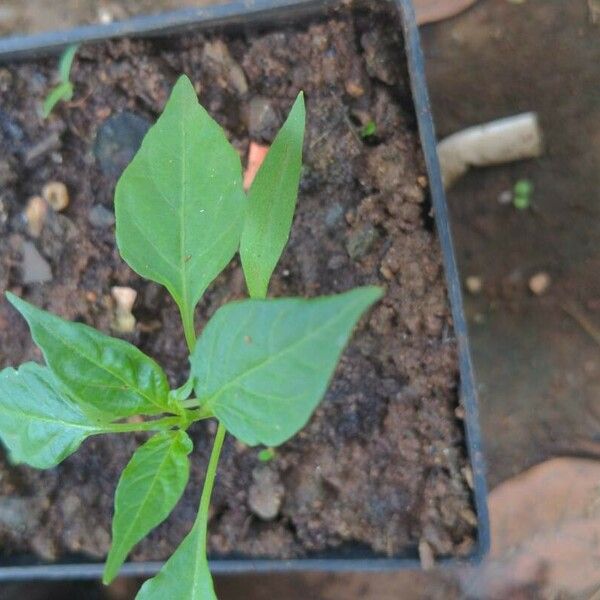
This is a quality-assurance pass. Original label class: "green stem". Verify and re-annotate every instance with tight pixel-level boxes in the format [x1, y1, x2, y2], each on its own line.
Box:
[104, 415, 181, 434]
[179, 304, 197, 353]
[181, 398, 200, 409]
[195, 422, 226, 553]
[185, 405, 213, 424]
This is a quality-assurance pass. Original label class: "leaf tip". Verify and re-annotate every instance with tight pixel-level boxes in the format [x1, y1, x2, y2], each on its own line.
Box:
[5, 290, 23, 312]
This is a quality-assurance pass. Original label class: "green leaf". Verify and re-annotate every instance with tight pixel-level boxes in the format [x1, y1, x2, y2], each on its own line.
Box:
[258, 447, 275, 462]
[240, 92, 305, 298]
[190, 286, 382, 446]
[135, 520, 216, 600]
[103, 430, 193, 584]
[0, 362, 104, 469]
[6, 292, 170, 419]
[58, 44, 79, 82]
[42, 81, 73, 118]
[115, 75, 246, 345]
[360, 120, 377, 139]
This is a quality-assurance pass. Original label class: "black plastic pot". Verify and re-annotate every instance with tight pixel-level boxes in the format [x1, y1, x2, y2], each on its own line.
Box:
[0, 0, 489, 581]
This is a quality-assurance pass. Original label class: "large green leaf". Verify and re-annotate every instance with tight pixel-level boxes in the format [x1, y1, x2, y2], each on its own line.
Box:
[115, 75, 246, 344]
[0, 362, 104, 469]
[240, 92, 305, 298]
[6, 293, 170, 419]
[135, 520, 216, 600]
[190, 287, 382, 446]
[103, 430, 193, 584]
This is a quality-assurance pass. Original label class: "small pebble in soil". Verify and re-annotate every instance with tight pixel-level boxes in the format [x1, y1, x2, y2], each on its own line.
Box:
[345, 79, 365, 98]
[0, 497, 45, 537]
[42, 181, 69, 212]
[111, 286, 137, 333]
[0, 196, 11, 230]
[94, 111, 151, 179]
[529, 271, 551, 296]
[24, 131, 62, 166]
[360, 30, 399, 85]
[24, 196, 48, 238]
[0, 68, 12, 92]
[88, 204, 115, 228]
[465, 276, 483, 295]
[324, 202, 344, 229]
[418, 539, 435, 570]
[20, 241, 52, 284]
[346, 224, 378, 260]
[0, 159, 16, 187]
[247, 96, 279, 141]
[202, 40, 248, 95]
[248, 467, 285, 521]
[497, 190, 513, 205]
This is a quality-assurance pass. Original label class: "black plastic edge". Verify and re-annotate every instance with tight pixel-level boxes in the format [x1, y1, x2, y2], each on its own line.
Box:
[0, 0, 489, 580]
[0, 0, 338, 62]
[397, 0, 491, 563]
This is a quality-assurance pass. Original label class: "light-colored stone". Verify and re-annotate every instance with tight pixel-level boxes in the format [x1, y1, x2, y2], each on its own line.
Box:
[248, 467, 285, 521]
[24, 195, 48, 238]
[111, 286, 137, 333]
[465, 275, 483, 295]
[528, 272, 551, 296]
[21, 241, 52, 283]
[42, 181, 69, 211]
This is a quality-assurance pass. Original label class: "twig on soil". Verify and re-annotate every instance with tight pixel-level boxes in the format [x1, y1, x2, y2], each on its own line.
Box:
[561, 302, 600, 348]
[587, 584, 600, 600]
[437, 112, 543, 189]
[562, 303, 600, 346]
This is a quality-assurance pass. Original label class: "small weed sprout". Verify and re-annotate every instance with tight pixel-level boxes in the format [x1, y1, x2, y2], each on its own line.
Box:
[42, 44, 78, 118]
[360, 120, 377, 139]
[0, 75, 381, 598]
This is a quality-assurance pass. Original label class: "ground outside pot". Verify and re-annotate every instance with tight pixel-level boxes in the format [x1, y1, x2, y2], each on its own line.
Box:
[0, 0, 489, 582]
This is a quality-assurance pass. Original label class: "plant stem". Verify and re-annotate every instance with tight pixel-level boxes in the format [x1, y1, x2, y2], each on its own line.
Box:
[195, 421, 226, 552]
[180, 305, 197, 353]
[105, 416, 181, 434]
[181, 398, 200, 409]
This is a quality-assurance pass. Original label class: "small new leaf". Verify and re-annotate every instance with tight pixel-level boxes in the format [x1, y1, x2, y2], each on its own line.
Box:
[190, 287, 382, 446]
[0, 363, 104, 469]
[7, 293, 171, 419]
[115, 75, 246, 347]
[240, 92, 305, 298]
[103, 430, 193, 584]
[42, 82, 73, 118]
[58, 44, 79, 82]
[42, 44, 78, 118]
[135, 520, 216, 600]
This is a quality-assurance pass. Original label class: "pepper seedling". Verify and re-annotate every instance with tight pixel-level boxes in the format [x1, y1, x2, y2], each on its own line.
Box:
[42, 44, 78, 118]
[0, 75, 381, 598]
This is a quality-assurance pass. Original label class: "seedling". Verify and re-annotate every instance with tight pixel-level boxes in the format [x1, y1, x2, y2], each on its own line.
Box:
[0, 75, 381, 598]
[513, 178, 533, 210]
[42, 44, 78, 118]
[258, 447, 276, 462]
[360, 120, 377, 139]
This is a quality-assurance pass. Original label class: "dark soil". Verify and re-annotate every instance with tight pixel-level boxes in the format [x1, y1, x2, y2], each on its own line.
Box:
[0, 1, 475, 565]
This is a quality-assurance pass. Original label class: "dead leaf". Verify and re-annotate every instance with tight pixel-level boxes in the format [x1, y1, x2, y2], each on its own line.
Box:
[244, 142, 269, 191]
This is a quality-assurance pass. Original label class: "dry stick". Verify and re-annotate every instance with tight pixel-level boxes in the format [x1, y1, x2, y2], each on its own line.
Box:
[588, 585, 600, 600]
[561, 302, 600, 348]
